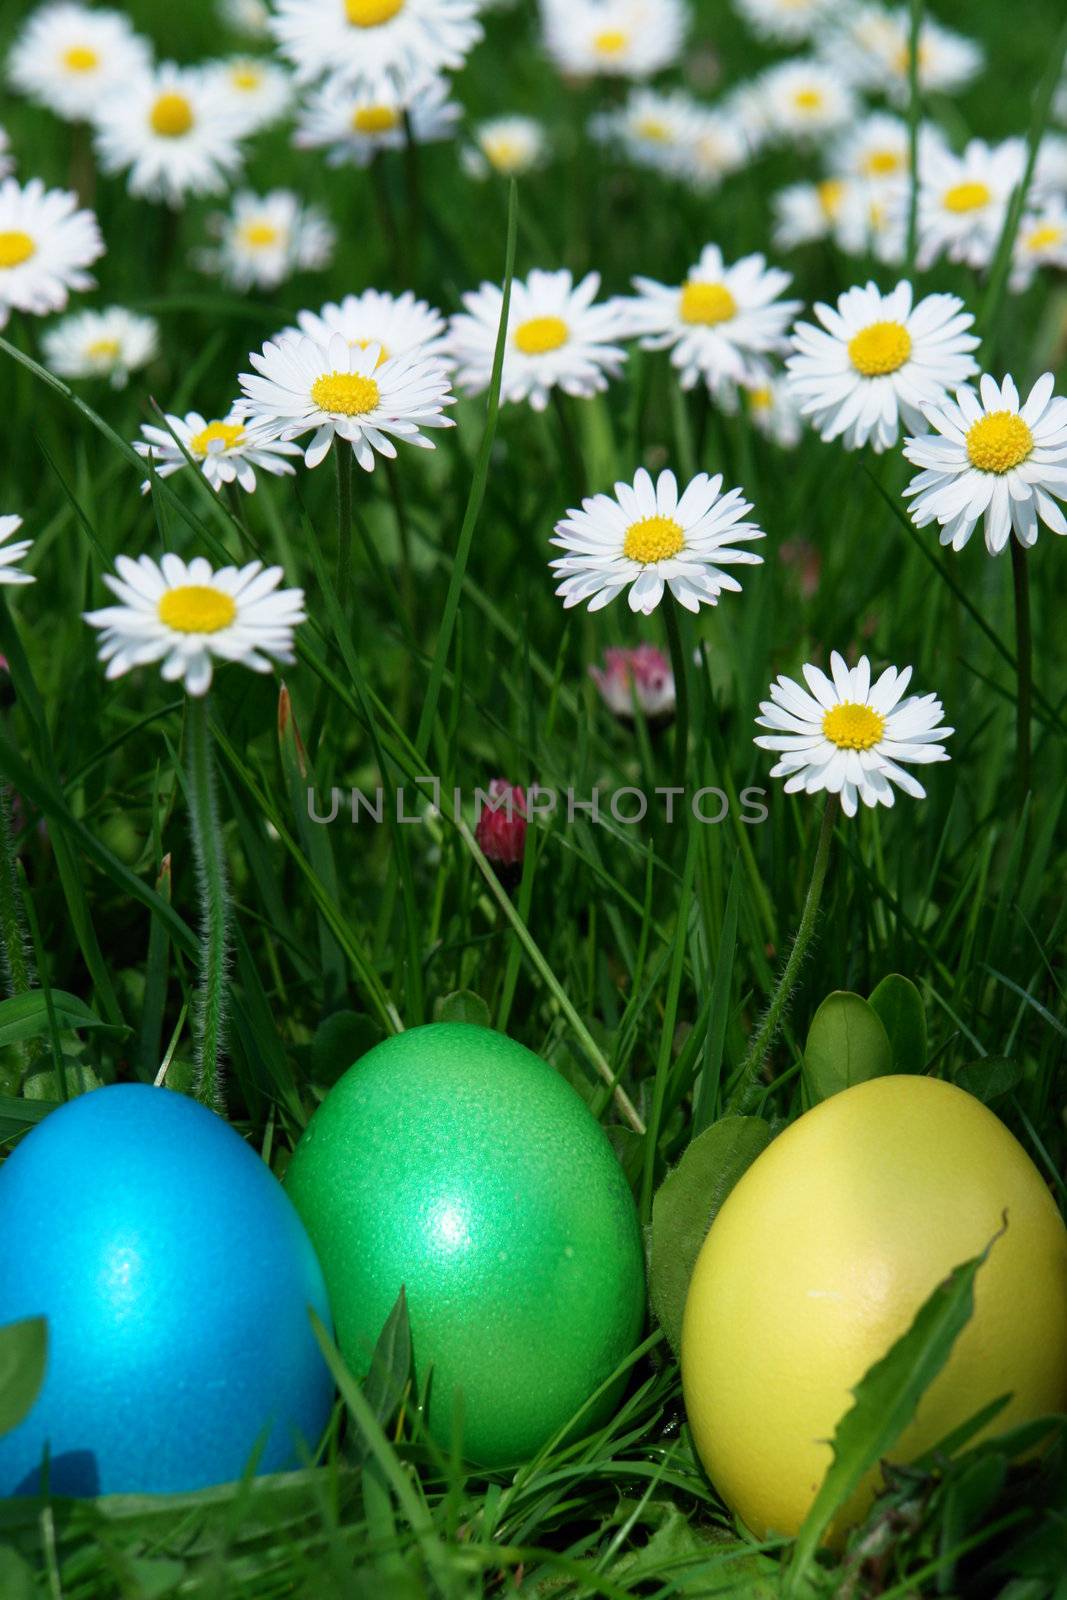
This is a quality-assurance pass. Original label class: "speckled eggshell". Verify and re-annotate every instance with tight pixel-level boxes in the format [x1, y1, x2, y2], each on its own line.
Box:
[285, 1023, 645, 1467]
[0, 1084, 335, 1498]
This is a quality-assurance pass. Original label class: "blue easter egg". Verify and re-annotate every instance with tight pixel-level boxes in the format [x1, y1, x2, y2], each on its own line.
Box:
[0, 1084, 334, 1498]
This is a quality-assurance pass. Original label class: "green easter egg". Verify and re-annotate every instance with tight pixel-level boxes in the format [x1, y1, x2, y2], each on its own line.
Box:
[285, 1022, 645, 1466]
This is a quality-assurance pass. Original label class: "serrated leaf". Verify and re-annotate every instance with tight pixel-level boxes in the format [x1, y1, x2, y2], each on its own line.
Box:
[954, 1058, 1024, 1104]
[803, 992, 893, 1104]
[0, 1317, 47, 1438]
[786, 1226, 1002, 1587]
[868, 975, 927, 1074]
[650, 1116, 771, 1354]
[433, 990, 491, 1028]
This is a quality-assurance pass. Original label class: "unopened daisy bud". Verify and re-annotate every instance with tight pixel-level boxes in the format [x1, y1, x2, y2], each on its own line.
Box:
[590, 646, 676, 724]
[475, 780, 527, 884]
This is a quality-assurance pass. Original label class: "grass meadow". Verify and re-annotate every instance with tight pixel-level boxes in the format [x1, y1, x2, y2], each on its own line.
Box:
[0, 0, 1065, 1593]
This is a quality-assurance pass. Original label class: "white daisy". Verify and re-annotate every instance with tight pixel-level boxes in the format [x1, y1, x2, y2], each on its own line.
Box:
[757, 60, 857, 143]
[755, 651, 953, 818]
[293, 72, 459, 166]
[832, 182, 906, 265]
[625, 245, 801, 404]
[6, 2, 151, 124]
[462, 116, 548, 179]
[732, 0, 835, 44]
[135, 410, 301, 495]
[786, 281, 979, 454]
[0, 516, 35, 586]
[721, 80, 773, 159]
[903, 373, 1067, 556]
[743, 376, 803, 449]
[197, 189, 335, 291]
[540, 0, 686, 80]
[590, 89, 702, 181]
[43, 305, 158, 388]
[93, 63, 247, 206]
[218, 0, 273, 36]
[0, 176, 103, 332]
[1034, 133, 1067, 201]
[825, 5, 983, 107]
[203, 56, 294, 134]
[550, 467, 764, 615]
[832, 113, 946, 189]
[284, 287, 450, 364]
[772, 178, 851, 251]
[685, 108, 748, 192]
[1011, 198, 1067, 293]
[0, 129, 13, 180]
[84, 554, 306, 698]
[269, 0, 483, 94]
[448, 269, 629, 413]
[912, 138, 1026, 271]
[238, 333, 456, 470]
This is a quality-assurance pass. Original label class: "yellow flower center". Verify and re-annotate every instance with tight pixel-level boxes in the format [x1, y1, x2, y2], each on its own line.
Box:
[351, 338, 390, 366]
[86, 337, 121, 360]
[793, 87, 824, 110]
[680, 281, 738, 326]
[231, 65, 264, 90]
[623, 515, 685, 565]
[311, 372, 381, 415]
[353, 104, 399, 133]
[943, 181, 991, 214]
[0, 231, 36, 269]
[863, 148, 902, 177]
[239, 221, 282, 249]
[345, 0, 403, 25]
[485, 136, 521, 170]
[965, 411, 1034, 474]
[514, 315, 569, 355]
[817, 178, 845, 219]
[822, 702, 885, 751]
[635, 117, 672, 142]
[747, 386, 773, 411]
[1026, 223, 1063, 251]
[158, 586, 237, 635]
[62, 44, 99, 72]
[593, 29, 628, 54]
[188, 420, 245, 458]
[848, 320, 912, 377]
[150, 92, 195, 138]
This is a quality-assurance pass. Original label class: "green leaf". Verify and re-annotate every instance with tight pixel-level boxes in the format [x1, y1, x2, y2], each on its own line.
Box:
[356, 1287, 412, 1464]
[0, 990, 113, 1049]
[954, 1058, 1024, 1104]
[310, 1011, 383, 1088]
[0, 1094, 53, 1144]
[23, 1061, 101, 1101]
[0, 1549, 36, 1600]
[650, 1116, 772, 1355]
[433, 990, 491, 1029]
[868, 974, 927, 1074]
[0, 1317, 47, 1438]
[803, 991, 893, 1104]
[786, 1225, 1003, 1588]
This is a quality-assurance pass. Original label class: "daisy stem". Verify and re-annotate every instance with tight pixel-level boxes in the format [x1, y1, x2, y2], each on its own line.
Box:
[185, 694, 231, 1113]
[551, 390, 586, 500]
[1011, 539, 1032, 810]
[401, 112, 422, 279]
[729, 795, 838, 1115]
[904, 0, 924, 273]
[335, 442, 354, 618]
[663, 601, 690, 795]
